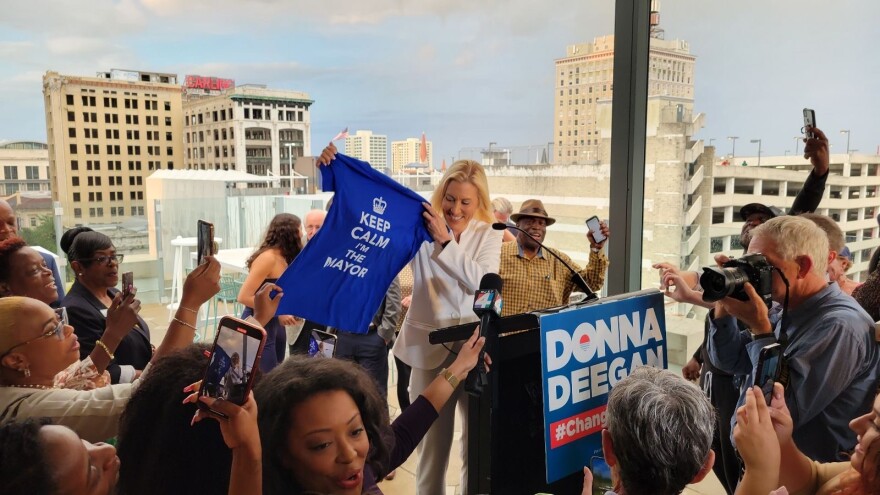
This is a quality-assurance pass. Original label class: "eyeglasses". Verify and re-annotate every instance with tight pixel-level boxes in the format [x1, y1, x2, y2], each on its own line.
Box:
[80, 254, 124, 266]
[0, 307, 68, 358]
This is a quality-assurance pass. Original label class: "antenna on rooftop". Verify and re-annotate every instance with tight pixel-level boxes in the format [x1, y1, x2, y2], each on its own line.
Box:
[650, 0, 665, 39]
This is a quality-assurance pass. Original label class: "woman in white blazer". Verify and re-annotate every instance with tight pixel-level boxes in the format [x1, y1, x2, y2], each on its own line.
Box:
[393, 159, 502, 495]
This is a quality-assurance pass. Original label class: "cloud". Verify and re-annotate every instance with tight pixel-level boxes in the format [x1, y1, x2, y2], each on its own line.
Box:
[45, 37, 107, 56]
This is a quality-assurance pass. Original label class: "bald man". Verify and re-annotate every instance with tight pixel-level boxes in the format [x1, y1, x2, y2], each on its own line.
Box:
[304, 209, 327, 243]
[0, 199, 65, 302]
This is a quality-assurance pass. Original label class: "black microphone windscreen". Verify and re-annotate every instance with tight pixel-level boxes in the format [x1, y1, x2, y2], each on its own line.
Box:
[479, 272, 503, 291]
[491, 222, 508, 231]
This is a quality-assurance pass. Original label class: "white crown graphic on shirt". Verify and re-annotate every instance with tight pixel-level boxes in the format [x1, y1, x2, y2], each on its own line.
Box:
[373, 197, 387, 215]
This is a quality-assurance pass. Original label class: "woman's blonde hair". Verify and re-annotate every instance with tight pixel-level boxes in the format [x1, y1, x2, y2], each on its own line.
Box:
[430, 160, 493, 224]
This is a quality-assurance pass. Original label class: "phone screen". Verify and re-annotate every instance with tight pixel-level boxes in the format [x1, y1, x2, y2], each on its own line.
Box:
[585, 216, 607, 244]
[590, 456, 613, 495]
[308, 330, 337, 358]
[201, 319, 265, 405]
[197, 220, 214, 266]
[756, 345, 782, 404]
[121, 272, 133, 297]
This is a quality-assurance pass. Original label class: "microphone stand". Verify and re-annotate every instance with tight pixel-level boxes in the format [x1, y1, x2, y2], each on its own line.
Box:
[498, 223, 598, 301]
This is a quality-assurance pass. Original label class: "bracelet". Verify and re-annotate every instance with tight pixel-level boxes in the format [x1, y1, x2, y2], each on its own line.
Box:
[178, 305, 199, 314]
[438, 368, 460, 389]
[95, 340, 115, 360]
[172, 317, 198, 331]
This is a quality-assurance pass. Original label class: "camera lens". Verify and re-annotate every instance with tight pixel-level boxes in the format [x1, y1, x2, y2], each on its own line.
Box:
[700, 266, 749, 302]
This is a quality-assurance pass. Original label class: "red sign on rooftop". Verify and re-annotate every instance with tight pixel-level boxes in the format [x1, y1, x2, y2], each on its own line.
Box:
[184, 75, 234, 91]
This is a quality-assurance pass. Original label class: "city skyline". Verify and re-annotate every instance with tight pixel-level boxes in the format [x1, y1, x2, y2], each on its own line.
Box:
[0, 1, 878, 167]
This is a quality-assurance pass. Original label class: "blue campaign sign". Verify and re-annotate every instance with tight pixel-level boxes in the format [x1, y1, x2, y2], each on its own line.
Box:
[538, 291, 667, 483]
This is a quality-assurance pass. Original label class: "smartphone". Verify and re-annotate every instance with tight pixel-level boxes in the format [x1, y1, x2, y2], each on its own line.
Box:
[308, 329, 338, 358]
[585, 216, 607, 244]
[197, 220, 214, 266]
[199, 316, 266, 413]
[120, 272, 134, 298]
[803, 108, 816, 139]
[590, 456, 613, 495]
[755, 343, 782, 404]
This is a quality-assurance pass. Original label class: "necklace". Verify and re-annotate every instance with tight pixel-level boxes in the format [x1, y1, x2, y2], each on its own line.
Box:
[1, 383, 54, 390]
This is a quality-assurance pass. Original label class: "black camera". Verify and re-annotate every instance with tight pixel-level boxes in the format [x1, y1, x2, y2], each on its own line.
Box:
[700, 253, 774, 307]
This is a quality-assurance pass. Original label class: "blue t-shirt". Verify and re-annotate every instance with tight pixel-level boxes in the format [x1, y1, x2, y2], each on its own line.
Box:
[276, 153, 431, 333]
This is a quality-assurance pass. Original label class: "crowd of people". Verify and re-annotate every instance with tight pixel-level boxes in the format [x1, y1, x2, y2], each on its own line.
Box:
[3, 124, 879, 495]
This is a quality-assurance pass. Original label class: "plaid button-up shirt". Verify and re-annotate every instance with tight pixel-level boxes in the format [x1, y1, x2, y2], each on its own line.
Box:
[498, 240, 608, 316]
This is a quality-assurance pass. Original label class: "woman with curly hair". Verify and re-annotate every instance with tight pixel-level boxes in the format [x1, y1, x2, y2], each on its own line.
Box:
[255, 329, 486, 495]
[116, 345, 261, 495]
[735, 383, 880, 495]
[238, 213, 303, 372]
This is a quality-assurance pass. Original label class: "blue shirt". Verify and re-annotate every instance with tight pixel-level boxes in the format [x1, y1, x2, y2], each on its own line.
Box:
[708, 283, 880, 461]
[276, 153, 431, 333]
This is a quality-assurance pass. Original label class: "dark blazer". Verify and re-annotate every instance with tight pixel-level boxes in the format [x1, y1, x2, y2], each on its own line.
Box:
[62, 281, 152, 383]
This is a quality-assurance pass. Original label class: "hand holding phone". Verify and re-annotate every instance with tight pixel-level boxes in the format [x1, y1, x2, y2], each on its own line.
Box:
[585, 216, 608, 245]
[802, 108, 816, 139]
[755, 343, 782, 404]
[199, 316, 266, 415]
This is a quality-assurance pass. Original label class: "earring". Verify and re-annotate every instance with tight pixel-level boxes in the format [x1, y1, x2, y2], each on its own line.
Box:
[78, 273, 83, 276]
[22, 367, 31, 378]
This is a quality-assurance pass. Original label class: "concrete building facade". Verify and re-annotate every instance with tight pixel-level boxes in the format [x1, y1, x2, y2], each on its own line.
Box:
[391, 137, 433, 174]
[0, 140, 50, 196]
[182, 84, 313, 192]
[43, 69, 184, 228]
[344, 130, 388, 171]
[554, 35, 695, 165]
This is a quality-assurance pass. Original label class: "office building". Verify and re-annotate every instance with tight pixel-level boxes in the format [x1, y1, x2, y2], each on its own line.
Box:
[554, 34, 694, 164]
[391, 135, 433, 174]
[43, 69, 184, 228]
[0, 140, 50, 196]
[344, 130, 388, 172]
[182, 82, 313, 191]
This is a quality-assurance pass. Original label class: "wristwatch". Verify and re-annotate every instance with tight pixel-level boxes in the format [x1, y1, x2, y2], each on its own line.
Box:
[439, 368, 460, 389]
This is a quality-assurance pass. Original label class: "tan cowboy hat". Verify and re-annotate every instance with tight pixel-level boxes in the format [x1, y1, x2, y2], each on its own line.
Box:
[509, 199, 556, 226]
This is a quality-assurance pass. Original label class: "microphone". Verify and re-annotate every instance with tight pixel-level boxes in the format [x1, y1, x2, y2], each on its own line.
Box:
[464, 273, 503, 397]
[493, 222, 598, 301]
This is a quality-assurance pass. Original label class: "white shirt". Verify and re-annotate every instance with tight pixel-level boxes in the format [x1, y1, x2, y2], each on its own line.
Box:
[393, 219, 502, 370]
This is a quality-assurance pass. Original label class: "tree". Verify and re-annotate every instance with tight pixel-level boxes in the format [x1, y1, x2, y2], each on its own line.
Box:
[19, 214, 57, 253]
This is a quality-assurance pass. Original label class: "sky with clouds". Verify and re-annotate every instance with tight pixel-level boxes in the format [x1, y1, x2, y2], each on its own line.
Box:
[1, 0, 878, 164]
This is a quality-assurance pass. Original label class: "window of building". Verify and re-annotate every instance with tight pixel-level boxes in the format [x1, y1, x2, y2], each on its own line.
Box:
[66, 94, 74, 105]
[711, 207, 726, 224]
[25, 166, 39, 180]
[67, 111, 75, 122]
[165, 117, 171, 126]
[74, 208, 82, 218]
[69, 144, 77, 154]
[73, 192, 81, 202]
[70, 160, 78, 171]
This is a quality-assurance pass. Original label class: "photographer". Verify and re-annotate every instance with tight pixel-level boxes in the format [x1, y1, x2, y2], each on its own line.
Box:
[707, 215, 880, 462]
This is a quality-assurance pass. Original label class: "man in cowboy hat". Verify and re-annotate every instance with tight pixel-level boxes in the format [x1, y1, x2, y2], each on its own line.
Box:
[499, 199, 610, 316]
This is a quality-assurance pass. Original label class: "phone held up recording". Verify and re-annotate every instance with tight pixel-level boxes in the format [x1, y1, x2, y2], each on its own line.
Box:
[803, 108, 816, 139]
[585, 216, 607, 244]
[755, 343, 783, 405]
[120, 271, 134, 298]
[199, 316, 266, 417]
[197, 219, 215, 266]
